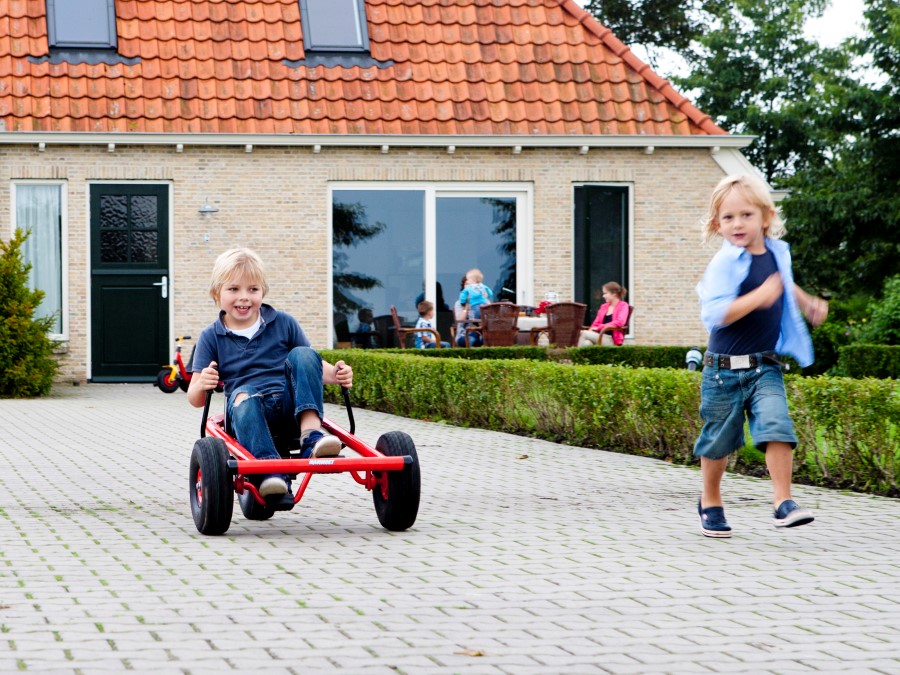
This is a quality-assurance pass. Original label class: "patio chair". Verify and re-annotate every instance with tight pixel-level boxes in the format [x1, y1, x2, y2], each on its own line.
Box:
[390, 305, 445, 348]
[530, 302, 587, 347]
[465, 302, 520, 347]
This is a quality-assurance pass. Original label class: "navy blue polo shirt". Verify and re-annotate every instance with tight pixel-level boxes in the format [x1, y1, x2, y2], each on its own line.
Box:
[191, 304, 311, 397]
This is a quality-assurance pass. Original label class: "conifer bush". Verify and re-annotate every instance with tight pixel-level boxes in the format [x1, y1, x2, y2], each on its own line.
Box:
[0, 229, 59, 397]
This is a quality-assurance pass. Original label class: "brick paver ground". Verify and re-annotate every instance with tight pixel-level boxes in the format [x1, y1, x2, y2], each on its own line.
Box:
[1, 383, 899, 673]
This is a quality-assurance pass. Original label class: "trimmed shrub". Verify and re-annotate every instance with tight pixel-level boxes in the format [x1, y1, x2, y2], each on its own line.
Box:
[837, 344, 900, 379]
[0, 230, 59, 397]
[322, 349, 900, 496]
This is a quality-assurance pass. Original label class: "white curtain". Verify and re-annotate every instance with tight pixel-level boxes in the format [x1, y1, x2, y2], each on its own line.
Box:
[17, 185, 62, 334]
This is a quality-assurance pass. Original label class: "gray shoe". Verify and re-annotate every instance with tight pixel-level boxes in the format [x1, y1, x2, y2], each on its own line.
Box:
[259, 475, 288, 497]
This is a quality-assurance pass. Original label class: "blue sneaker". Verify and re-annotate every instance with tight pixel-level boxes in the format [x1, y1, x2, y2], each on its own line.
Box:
[698, 498, 732, 538]
[299, 430, 341, 459]
[773, 499, 815, 528]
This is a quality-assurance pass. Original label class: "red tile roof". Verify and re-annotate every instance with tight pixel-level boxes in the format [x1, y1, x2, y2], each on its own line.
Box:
[0, 0, 725, 136]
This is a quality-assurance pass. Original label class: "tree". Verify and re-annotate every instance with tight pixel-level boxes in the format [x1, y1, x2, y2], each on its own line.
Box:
[674, 0, 839, 183]
[0, 229, 59, 397]
[583, 0, 724, 64]
[779, 0, 900, 295]
[331, 201, 385, 315]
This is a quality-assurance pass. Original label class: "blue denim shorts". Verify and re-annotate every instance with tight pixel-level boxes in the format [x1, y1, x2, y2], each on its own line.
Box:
[693, 354, 797, 460]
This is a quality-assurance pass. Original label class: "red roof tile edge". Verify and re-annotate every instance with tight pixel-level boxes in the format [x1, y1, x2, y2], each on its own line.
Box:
[557, 0, 726, 136]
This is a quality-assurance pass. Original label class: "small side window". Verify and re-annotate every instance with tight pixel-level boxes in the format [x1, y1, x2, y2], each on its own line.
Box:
[47, 0, 117, 49]
[299, 0, 370, 52]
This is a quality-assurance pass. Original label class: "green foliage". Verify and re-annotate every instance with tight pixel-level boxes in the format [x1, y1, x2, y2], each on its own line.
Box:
[837, 345, 900, 379]
[568, 345, 699, 369]
[805, 295, 872, 375]
[583, 0, 723, 62]
[0, 230, 59, 397]
[323, 350, 900, 496]
[675, 0, 836, 182]
[860, 274, 900, 345]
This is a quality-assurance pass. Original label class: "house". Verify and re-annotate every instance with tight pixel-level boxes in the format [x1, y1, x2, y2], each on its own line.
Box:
[0, 0, 758, 383]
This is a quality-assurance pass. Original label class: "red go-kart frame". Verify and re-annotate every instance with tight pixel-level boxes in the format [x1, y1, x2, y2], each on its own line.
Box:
[189, 387, 421, 536]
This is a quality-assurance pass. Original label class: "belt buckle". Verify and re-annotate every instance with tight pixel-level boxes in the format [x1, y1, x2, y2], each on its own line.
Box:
[730, 354, 751, 370]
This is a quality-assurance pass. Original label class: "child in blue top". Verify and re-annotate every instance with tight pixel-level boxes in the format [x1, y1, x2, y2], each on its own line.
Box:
[188, 248, 354, 501]
[694, 175, 828, 538]
[458, 268, 494, 320]
[414, 300, 450, 349]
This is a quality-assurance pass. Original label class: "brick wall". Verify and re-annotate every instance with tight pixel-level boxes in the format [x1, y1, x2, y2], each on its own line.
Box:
[1, 143, 726, 382]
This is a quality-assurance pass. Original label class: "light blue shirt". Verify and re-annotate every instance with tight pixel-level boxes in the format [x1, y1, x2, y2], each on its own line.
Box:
[696, 237, 815, 367]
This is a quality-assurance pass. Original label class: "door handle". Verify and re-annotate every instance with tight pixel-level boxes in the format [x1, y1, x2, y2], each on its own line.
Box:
[152, 275, 168, 299]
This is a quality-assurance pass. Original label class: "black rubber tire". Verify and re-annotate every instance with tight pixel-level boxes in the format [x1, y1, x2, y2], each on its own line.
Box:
[373, 431, 420, 531]
[177, 375, 190, 393]
[189, 437, 234, 535]
[156, 368, 179, 393]
[238, 486, 275, 521]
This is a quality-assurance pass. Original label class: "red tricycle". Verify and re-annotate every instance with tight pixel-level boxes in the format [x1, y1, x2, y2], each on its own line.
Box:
[157, 335, 193, 393]
[189, 386, 421, 535]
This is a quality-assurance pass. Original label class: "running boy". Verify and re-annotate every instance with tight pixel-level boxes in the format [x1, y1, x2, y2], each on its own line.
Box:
[187, 248, 353, 500]
[694, 175, 828, 538]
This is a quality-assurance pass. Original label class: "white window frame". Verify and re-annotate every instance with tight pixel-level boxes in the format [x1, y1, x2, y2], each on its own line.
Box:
[10, 181, 69, 340]
[328, 181, 534, 347]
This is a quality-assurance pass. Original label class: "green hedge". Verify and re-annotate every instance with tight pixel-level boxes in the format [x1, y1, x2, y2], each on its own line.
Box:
[323, 350, 900, 497]
[837, 344, 900, 379]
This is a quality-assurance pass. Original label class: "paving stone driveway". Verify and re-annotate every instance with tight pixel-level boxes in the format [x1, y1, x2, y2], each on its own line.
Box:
[1, 383, 899, 674]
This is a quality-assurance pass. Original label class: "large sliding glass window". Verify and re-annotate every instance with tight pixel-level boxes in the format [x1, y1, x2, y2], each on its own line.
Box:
[574, 185, 630, 324]
[331, 184, 530, 347]
[12, 183, 65, 335]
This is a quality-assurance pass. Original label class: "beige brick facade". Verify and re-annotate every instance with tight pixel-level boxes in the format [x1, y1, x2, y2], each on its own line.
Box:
[1, 142, 729, 383]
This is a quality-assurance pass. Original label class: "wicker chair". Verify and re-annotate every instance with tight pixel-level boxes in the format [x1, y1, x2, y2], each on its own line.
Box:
[390, 305, 444, 348]
[530, 302, 587, 347]
[464, 302, 520, 347]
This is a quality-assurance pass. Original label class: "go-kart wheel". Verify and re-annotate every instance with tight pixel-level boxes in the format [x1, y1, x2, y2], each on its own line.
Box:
[156, 368, 179, 393]
[238, 485, 275, 521]
[189, 437, 234, 535]
[177, 375, 190, 393]
[373, 431, 420, 531]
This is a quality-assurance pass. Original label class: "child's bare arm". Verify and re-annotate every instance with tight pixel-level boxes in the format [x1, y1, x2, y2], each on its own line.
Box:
[720, 273, 783, 325]
[323, 359, 353, 388]
[187, 361, 220, 408]
[795, 286, 829, 327]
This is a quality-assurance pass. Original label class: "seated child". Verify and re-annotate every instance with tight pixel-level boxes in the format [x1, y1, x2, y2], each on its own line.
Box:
[458, 268, 494, 320]
[188, 248, 354, 500]
[415, 300, 450, 349]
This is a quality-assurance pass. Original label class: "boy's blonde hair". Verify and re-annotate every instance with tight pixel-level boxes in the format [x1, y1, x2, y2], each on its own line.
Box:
[702, 174, 785, 244]
[417, 300, 434, 316]
[209, 248, 269, 301]
[465, 268, 484, 283]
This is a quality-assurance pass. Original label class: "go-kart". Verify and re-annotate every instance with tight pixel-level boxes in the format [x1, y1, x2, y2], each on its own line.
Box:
[189, 386, 421, 536]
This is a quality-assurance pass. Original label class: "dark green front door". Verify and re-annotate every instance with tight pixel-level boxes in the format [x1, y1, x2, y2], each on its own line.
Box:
[90, 184, 169, 382]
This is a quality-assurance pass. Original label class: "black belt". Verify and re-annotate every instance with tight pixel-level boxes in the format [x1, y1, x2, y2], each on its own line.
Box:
[703, 352, 780, 370]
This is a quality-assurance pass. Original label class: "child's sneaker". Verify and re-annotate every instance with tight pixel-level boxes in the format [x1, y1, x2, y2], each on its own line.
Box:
[259, 475, 288, 497]
[698, 498, 732, 538]
[299, 430, 341, 459]
[773, 499, 815, 528]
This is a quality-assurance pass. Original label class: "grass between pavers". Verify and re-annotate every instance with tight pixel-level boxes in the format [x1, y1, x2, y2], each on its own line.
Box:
[322, 349, 900, 498]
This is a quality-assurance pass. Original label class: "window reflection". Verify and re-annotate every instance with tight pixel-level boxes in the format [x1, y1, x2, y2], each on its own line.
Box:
[332, 190, 424, 345]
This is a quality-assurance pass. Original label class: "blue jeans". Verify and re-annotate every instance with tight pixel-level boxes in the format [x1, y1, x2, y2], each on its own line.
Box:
[693, 354, 797, 460]
[226, 347, 324, 461]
